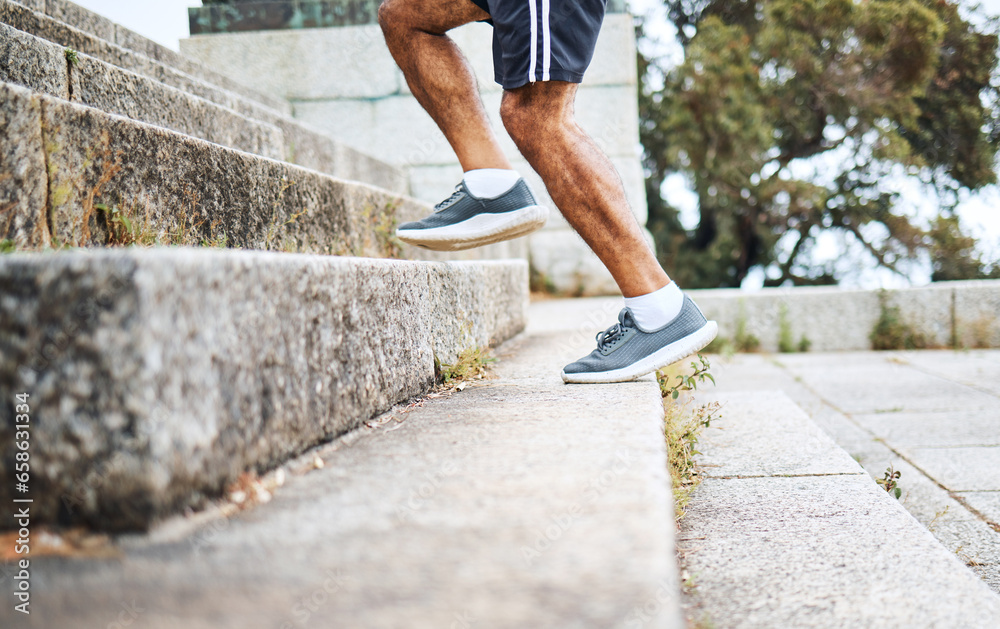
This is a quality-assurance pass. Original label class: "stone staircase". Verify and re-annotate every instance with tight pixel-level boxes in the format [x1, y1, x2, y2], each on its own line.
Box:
[0, 0, 406, 192]
[0, 0, 528, 531]
[0, 297, 686, 629]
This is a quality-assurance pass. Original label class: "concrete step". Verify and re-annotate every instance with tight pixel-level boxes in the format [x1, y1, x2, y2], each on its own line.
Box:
[0, 296, 682, 628]
[6, 0, 291, 114]
[0, 0, 408, 191]
[0, 248, 528, 530]
[1, 20, 287, 160]
[0, 79, 526, 261]
[681, 389, 1000, 628]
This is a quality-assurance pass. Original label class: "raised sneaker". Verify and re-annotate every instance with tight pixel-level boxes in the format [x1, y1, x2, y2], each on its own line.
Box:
[396, 179, 548, 251]
[562, 296, 719, 384]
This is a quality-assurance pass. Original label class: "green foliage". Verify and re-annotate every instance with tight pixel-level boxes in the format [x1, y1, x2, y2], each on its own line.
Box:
[797, 334, 812, 353]
[640, 0, 1000, 287]
[660, 354, 716, 399]
[876, 464, 903, 499]
[927, 214, 1000, 281]
[870, 289, 927, 350]
[0, 239, 15, 254]
[64, 48, 79, 66]
[777, 302, 812, 352]
[734, 302, 760, 352]
[658, 356, 720, 519]
[777, 303, 795, 353]
[95, 202, 144, 246]
[529, 265, 558, 295]
[438, 347, 495, 384]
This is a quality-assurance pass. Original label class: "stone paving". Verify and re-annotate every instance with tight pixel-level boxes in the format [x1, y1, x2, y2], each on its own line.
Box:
[707, 350, 1000, 593]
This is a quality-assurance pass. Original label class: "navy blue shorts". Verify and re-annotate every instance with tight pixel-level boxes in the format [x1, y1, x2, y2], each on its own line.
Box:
[468, 0, 608, 90]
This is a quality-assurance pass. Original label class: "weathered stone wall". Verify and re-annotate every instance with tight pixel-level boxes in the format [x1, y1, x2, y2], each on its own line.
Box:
[181, 10, 645, 295]
[0, 249, 528, 530]
[690, 281, 1000, 352]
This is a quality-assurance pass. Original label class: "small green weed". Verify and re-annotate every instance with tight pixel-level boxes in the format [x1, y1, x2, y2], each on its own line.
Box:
[871, 290, 926, 350]
[529, 266, 558, 295]
[734, 302, 760, 352]
[64, 48, 79, 66]
[658, 355, 720, 520]
[876, 464, 902, 499]
[0, 239, 15, 254]
[439, 347, 495, 384]
[661, 354, 716, 400]
[777, 303, 812, 353]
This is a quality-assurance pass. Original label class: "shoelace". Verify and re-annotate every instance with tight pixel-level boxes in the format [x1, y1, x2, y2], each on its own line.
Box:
[434, 186, 465, 212]
[596, 310, 632, 351]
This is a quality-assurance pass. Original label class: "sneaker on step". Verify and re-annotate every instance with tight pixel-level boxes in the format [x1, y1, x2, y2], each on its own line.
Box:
[396, 179, 548, 251]
[562, 296, 718, 384]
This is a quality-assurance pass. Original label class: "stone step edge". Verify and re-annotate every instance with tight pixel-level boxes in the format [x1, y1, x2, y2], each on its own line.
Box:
[0, 0, 408, 191]
[687, 389, 1000, 618]
[11, 0, 291, 113]
[1, 20, 287, 160]
[0, 248, 529, 531]
[0, 78, 433, 260]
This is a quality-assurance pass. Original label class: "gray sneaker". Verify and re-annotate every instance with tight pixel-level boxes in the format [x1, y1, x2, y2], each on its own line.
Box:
[562, 296, 719, 384]
[396, 179, 548, 251]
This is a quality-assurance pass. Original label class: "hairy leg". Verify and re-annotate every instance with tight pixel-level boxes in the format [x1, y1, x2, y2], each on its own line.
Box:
[500, 82, 671, 297]
[378, 0, 510, 171]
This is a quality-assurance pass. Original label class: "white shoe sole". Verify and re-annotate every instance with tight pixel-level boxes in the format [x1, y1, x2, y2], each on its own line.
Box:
[397, 205, 548, 252]
[561, 321, 719, 384]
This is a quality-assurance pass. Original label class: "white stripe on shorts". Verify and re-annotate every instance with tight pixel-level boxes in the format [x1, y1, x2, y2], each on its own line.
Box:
[541, 0, 551, 80]
[528, 0, 538, 83]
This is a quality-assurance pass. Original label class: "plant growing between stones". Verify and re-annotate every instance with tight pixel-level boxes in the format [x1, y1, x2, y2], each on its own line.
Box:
[777, 303, 812, 353]
[871, 290, 927, 350]
[64, 48, 79, 66]
[876, 464, 902, 499]
[658, 355, 721, 519]
[438, 347, 495, 384]
[734, 302, 760, 352]
[661, 354, 716, 400]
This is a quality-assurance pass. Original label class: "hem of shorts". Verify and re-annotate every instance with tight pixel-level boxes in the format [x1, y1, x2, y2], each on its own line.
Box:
[498, 69, 586, 91]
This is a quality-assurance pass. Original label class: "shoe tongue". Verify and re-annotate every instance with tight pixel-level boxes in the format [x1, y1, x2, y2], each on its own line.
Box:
[620, 308, 637, 329]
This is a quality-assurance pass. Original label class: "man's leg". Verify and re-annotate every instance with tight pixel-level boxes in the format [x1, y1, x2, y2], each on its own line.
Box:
[499, 81, 669, 298]
[378, 0, 509, 171]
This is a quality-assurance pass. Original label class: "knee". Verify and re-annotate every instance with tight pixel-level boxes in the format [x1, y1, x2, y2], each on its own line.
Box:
[500, 95, 539, 150]
[377, 0, 405, 37]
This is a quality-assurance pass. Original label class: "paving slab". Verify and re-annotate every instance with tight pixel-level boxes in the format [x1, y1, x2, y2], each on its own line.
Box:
[693, 391, 864, 478]
[682, 475, 1000, 629]
[960, 492, 1000, 525]
[777, 351, 999, 414]
[903, 446, 1000, 491]
[0, 297, 683, 628]
[682, 387, 1000, 627]
[709, 351, 1000, 597]
[852, 408, 1000, 447]
[895, 350, 1000, 397]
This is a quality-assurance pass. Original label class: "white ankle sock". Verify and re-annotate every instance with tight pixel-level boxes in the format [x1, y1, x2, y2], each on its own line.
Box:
[624, 282, 684, 330]
[463, 169, 521, 198]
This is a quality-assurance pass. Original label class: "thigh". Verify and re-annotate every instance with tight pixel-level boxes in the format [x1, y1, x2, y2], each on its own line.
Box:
[490, 0, 608, 90]
[381, 0, 490, 33]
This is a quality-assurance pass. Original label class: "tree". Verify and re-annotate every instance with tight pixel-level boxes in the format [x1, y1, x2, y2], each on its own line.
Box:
[639, 0, 1000, 287]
